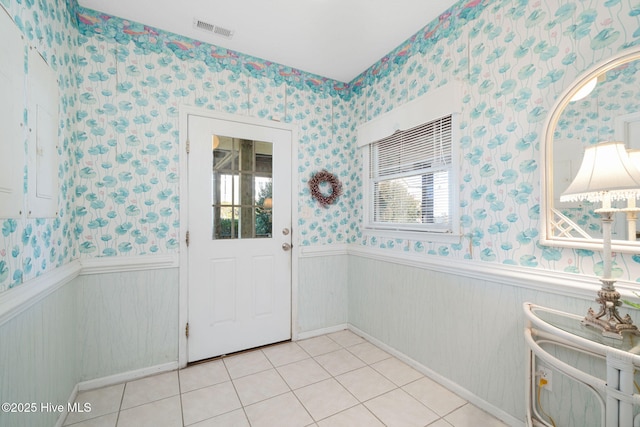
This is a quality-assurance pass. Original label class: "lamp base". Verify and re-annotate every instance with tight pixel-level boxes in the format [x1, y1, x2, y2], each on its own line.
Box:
[582, 279, 639, 339]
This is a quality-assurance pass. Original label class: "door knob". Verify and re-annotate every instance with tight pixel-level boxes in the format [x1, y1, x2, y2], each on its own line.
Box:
[282, 243, 292, 251]
[282, 228, 290, 235]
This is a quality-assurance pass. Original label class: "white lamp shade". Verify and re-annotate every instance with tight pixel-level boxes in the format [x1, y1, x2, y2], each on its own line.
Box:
[560, 141, 640, 204]
[570, 77, 597, 102]
[628, 149, 640, 171]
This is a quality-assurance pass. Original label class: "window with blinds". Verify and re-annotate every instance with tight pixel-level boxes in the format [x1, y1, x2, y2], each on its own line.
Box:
[367, 115, 453, 233]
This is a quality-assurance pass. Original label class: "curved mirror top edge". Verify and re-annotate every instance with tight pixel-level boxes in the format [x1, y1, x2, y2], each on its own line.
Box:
[543, 46, 640, 253]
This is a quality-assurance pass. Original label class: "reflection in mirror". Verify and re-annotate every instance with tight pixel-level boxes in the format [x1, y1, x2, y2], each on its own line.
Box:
[211, 135, 273, 239]
[544, 48, 640, 252]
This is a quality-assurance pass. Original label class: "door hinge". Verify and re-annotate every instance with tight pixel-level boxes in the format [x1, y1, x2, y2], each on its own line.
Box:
[186, 139, 190, 154]
[185, 322, 189, 339]
[185, 230, 190, 247]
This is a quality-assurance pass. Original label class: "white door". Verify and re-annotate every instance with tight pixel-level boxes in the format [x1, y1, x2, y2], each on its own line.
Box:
[187, 113, 292, 362]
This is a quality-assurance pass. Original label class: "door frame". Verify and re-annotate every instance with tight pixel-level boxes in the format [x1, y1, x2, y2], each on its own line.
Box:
[178, 105, 299, 368]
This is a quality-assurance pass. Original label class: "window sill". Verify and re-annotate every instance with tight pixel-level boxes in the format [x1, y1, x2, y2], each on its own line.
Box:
[363, 227, 462, 243]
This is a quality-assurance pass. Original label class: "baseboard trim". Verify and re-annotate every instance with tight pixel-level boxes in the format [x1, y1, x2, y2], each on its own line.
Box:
[55, 384, 79, 427]
[77, 361, 179, 392]
[348, 324, 525, 427]
[56, 362, 178, 426]
[296, 323, 349, 340]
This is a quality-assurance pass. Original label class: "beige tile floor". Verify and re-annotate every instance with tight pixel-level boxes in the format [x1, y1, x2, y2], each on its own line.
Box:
[63, 330, 508, 427]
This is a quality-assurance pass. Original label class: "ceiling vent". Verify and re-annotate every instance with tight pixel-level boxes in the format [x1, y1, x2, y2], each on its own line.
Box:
[193, 18, 234, 39]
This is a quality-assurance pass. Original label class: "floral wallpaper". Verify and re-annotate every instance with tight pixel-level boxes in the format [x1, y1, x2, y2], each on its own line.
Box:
[71, 11, 358, 256]
[353, 0, 640, 281]
[0, 0, 79, 292]
[3, 0, 640, 294]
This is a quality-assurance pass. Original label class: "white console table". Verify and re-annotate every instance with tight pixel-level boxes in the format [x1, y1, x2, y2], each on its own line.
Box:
[524, 302, 640, 427]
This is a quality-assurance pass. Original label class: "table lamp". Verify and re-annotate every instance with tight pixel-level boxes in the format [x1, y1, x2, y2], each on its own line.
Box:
[560, 141, 640, 338]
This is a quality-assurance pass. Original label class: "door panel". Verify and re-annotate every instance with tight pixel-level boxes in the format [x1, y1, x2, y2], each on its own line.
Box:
[187, 114, 292, 362]
[252, 255, 275, 316]
[211, 258, 236, 324]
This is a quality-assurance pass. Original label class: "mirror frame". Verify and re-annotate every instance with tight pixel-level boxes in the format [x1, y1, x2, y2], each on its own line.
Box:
[541, 46, 640, 253]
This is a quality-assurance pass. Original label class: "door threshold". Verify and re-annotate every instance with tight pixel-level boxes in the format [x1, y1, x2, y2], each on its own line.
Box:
[186, 338, 292, 367]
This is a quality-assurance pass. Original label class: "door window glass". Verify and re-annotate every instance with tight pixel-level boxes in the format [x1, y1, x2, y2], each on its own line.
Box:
[211, 135, 273, 239]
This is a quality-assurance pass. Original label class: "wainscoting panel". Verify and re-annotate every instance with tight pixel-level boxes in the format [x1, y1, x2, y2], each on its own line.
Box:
[77, 267, 179, 381]
[347, 254, 609, 424]
[297, 252, 349, 334]
[0, 257, 180, 427]
[0, 277, 79, 427]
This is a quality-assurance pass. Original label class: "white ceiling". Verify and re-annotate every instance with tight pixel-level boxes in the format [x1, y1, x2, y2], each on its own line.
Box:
[76, 0, 459, 83]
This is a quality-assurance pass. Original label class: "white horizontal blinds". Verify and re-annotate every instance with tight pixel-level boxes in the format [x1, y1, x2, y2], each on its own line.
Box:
[369, 115, 452, 230]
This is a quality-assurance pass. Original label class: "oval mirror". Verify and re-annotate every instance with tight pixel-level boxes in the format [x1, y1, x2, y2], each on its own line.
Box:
[542, 47, 640, 253]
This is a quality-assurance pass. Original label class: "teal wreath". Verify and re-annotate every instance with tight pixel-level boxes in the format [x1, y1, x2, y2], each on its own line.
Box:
[309, 170, 342, 207]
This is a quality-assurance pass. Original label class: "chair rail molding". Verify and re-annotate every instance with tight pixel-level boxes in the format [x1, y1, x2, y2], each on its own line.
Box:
[79, 254, 179, 275]
[0, 260, 81, 327]
[0, 254, 180, 327]
[297, 242, 631, 303]
[346, 244, 640, 305]
[299, 244, 349, 257]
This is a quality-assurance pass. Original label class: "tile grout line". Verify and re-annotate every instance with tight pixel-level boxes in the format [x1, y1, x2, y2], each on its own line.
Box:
[223, 354, 255, 427]
[65, 332, 505, 426]
[116, 382, 125, 426]
[304, 334, 393, 425]
[176, 367, 185, 427]
[270, 354, 317, 425]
